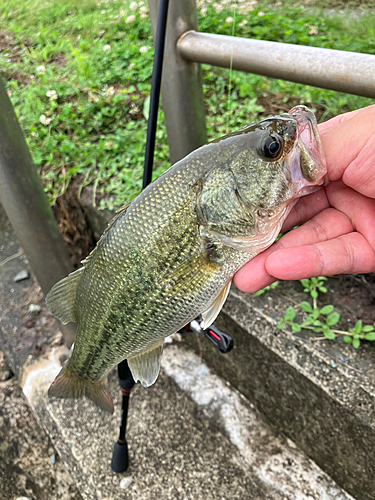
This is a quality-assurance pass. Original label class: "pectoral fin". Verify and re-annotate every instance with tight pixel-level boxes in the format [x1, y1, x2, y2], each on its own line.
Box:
[162, 247, 221, 296]
[201, 281, 231, 329]
[127, 340, 164, 388]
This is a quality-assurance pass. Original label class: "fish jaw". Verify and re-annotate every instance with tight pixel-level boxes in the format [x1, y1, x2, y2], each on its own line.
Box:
[288, 105, 327, 196]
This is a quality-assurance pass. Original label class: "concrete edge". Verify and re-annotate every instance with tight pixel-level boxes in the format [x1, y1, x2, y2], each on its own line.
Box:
[181, 287, 375, 499]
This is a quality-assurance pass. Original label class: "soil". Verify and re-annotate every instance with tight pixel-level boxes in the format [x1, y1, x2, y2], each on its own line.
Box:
[331, 274, 375, 325]
[51, 176, 96, 268]
[0, 30, 32, 84]
[257, 92, 327, 122]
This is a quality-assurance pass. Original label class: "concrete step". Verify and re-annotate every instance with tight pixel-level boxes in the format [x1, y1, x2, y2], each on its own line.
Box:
[20, 340, 356, 500]
[181, 284, 375, 500]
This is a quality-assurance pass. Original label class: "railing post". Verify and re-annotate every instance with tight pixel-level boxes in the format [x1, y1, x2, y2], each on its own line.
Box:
[0, 78, 76, 346]
[148, 0, 207, 164]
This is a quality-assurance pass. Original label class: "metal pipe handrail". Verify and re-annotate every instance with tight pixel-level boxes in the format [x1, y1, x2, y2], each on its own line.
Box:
[178, 31, 375, 98]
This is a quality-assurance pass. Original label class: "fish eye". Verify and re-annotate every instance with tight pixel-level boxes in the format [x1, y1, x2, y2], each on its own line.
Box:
[260, 134, 283, 160]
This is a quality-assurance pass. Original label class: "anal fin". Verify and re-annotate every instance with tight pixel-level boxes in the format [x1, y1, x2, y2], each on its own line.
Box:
[127, 341, 164, 388]
[201, 281, 231, 330]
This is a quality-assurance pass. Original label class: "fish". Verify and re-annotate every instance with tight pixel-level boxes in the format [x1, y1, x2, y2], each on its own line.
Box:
[46, 105, 326, 414]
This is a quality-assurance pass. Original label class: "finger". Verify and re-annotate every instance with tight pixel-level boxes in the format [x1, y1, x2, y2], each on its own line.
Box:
[319, 105, 375, 183]
[325, 181, 375, 248]
[280, 187, 329, 232]
[233, 207, 353, 293]
[317, 106, 373, 133]
[265, 232, 375, 280]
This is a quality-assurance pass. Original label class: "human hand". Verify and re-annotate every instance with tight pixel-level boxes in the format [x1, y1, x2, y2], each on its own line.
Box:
[234, 104, 375, 293]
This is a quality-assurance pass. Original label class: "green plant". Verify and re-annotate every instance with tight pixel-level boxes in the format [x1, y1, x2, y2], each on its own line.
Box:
[276, 278, 375, 348]
[255, 281, 279, 296]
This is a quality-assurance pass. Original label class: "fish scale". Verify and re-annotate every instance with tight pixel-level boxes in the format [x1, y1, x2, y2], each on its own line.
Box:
[46, 106, 326, 414]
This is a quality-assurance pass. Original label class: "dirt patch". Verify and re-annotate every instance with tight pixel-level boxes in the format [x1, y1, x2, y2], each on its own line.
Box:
[49, 52, 67, 67]
[332, 274, 375, 325]
[257, 91, 326, 122]
[0, 31, 18, 53]
[52, 176, 96, 268]
[0, 30, 32, 83]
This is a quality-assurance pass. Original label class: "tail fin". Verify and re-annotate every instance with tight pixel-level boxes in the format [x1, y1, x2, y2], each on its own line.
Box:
[48, 366, 114, 414]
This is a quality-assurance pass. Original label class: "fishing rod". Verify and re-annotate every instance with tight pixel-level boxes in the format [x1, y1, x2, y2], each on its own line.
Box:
[111, 0, 170, 473]
[111, 0, 233, 473]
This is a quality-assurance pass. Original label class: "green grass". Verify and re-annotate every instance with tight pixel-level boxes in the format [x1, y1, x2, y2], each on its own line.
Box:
[1, 0, 374, 207]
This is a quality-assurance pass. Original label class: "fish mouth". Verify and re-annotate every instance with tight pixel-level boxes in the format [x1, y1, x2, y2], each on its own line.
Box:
[288, 105, 327, 194]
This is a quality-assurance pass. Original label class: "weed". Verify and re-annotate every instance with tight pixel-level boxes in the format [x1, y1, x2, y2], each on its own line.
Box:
[271, 278, 375, 348]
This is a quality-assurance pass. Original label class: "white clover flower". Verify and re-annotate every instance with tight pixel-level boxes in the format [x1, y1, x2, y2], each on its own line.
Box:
[103, 44, 111, 53]
[309, 26, 318, 35]
[139, 5, 148, 17]
[130, 1, 138, 10]
[139, 46, 148, 54]
[225, 17, 233, 24]
[201, 7, 207, 17]
[46, 90, 58, 101]
[126, 14, 136, 23]
[36, 65, 46, 75]
[101, 10, 105, 14]
[39, 114, 52, 126]
[128, 62, 135, 71]
[129, 103, 140, 116]
[106, 86, 115, 97]
[258, 11, 265, 17]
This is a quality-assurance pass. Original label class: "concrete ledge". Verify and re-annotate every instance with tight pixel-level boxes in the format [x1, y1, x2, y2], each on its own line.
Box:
[182, 285, 375, 500]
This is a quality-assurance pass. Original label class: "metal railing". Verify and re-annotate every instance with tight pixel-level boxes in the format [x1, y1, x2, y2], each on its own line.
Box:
[148, 0, 375, 164]
[0, 80, 76, 345]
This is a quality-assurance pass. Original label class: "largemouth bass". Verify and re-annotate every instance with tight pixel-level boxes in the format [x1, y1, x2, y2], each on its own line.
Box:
[47, 106, 326, 414]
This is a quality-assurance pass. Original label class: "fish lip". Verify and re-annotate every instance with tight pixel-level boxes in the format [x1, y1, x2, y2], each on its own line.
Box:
[287, 106, 327, 194]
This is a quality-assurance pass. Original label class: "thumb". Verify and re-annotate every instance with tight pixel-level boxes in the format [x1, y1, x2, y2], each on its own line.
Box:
[319, 104, 375, 198]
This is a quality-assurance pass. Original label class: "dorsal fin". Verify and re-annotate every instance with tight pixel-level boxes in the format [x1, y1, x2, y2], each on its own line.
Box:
[46, 268, 84, 325]
[82, 202, 131, 266]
